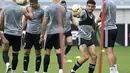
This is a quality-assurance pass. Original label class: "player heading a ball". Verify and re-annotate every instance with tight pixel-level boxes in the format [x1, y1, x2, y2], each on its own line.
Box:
[72, 4, 82, 18]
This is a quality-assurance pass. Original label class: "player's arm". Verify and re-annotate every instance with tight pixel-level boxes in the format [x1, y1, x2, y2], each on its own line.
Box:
[39, 7, 49, 44]
[40, 9, 45, 36]
[0, 31, 9, 46]
[96, 11, 102, 23]
[0, 8, 4, 31]
[22, 15, 28, 31]
[71, 16, 78, 26]
[70, 11, 77, 25]
[41, 16, 48, 37]
[96, 2, 107, 24]
[22, 7, 32, 20]
[92, 21, 97, 32]
[39, 16, 48, 44]
[96, 17, 101, 23]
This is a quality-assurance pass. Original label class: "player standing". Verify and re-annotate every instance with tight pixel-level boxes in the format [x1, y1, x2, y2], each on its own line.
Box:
[0, 0, 32, 73]
[39, 0, 66, 73]
[96, 0, 119, 73]
[22, 0, 44, 73]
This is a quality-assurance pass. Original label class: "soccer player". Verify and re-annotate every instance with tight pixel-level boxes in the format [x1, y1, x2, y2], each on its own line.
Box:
[96, 0, 119, 73]
[39, 0, 66, 73]
[0, 0, 32, 73]
[70, 0, 97, 73]
[60, 1, 76, 55]
[22, 0, 44, 73]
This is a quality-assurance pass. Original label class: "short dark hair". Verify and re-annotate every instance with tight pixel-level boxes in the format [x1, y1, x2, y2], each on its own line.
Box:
[87, 0, 96, 5]
[30, 0, 38, 3]
[60, 0, 66, 4]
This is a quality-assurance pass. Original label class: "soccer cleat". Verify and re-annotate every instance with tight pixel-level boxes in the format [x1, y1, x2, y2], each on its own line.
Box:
[5, 65, 11, 73]
[70, 70, 75, 73]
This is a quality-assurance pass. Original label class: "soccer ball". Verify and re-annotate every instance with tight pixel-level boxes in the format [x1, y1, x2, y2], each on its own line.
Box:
[72, 4, 82, 13]
[72, 4, 82, 17]
[16, 0, 27, 5]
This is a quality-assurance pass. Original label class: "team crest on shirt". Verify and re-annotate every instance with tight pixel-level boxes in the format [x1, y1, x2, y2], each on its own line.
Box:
[33, 12, 40, 15]
[36, 12, 40, 15]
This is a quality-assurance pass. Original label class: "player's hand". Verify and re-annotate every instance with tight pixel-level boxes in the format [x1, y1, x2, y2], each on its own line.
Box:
[22, 31, 26, 38]
[39, 34, 44, 44]
[0, 32, 9, 51]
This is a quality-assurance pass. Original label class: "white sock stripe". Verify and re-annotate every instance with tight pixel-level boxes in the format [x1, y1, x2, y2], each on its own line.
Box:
[76, 62, 81, 67]
[89, 65, 95, 69]
[36, 54, 41, 57]
[13, 51, 19, 53]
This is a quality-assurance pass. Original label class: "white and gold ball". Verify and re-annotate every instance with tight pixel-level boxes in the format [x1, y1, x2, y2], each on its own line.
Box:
[16, 0, 27, 5]
[72, 4, 82, 17]
[72, 4, 82, 13]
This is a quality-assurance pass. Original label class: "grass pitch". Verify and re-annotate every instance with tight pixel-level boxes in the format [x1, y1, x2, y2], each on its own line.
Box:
[0, 46, 130, 73]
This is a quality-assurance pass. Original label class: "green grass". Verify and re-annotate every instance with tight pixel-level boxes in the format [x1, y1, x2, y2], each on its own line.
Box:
[0, 46, 130, 73]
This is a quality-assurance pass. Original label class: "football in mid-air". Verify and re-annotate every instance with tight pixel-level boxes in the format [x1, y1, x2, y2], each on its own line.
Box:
[16, 0, 27, 5]
[72, 4, 82, 13]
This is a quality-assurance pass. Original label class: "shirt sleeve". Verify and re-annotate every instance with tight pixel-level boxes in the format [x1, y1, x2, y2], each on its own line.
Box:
[41, 10, 44, 18]
[44, 7, 49, 17]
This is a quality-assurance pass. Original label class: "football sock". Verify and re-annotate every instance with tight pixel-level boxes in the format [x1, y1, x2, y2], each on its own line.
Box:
[3, 51, 9, 63]
[56, 54, 62, 69]
[35, 54, 41, 72]
[88, 63, 96, 73]
[23, 54, 29, 71]
[73, 61, 82, 71]
[44, 54, 50, 72]
[12, 52, 18, 70]
[65, 45, 72, 55]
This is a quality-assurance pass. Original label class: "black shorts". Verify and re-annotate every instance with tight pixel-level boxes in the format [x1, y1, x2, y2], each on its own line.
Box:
[24, 32, 42, 50]
[4, 33, 21, 51]
[44, 34, 60, 50]
[78, 37, 94, 47]
[64, 30, 72, 38]
[104, 29, 118, 48]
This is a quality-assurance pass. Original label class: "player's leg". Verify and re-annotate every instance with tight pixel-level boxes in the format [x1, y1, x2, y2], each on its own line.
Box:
[11, 35, 21, 73]
[70, 38, 90, 73]
[104, 29, 118, 73]
[54, 34, 63, 73]
[2, 34, 11, 73]
[34, 34, 42, 73]
[43, 34, 53, 73]
[70, 44, 89, 73]
[64, 31, 73, 55]
[23, 32, 33, 73]
[87, 44, 97, 73]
